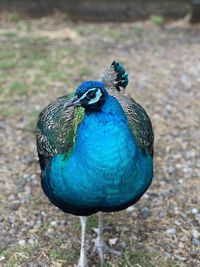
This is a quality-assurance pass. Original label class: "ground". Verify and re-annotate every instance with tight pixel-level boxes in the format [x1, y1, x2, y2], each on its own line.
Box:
[0, 14, 200, 267]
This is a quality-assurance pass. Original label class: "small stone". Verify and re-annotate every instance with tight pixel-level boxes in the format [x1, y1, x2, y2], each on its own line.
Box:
[9, 228, 17, 235]
[132, 234, 138, 240]
[0, 121, 6, 129]
[36, 261, 47, 267]
[0, 216, 3, 223]
[140, 207, 150, 219]
[29, 263, 39, 267]
[23, 155, 34, 165]
[174, 220, 181, 226]
[35, 105, 41, 111]
[28, 238, 36, 245]
[143, 193, 149, 199]
[191, 237, 200, 246]
[180, 235, 188, 242]
[10, 202, 20, 210]
[50, 221, 57, 226]
[35, 219, 42, 228]
[126, 206, 136, 213]
[164, 252, 171, 257]
[0, 237, 11, 250]
[167, 166, 174, 174]
[109, 237, 118, 246]
[185, 150, 196, 159]
[178, 242, 184, 249]
[192, 229, 199, 239]
[8, 215, 16, 224]
[191, 208, 198, 214]
[120, 241, 127, 248]
[195, 213, 200, 224]
[175, 163, 182, 169]
[60, 233, 68, 239]
[8, 195, 15, 201]
[18, 239, 26, 246]
[166, 228, 176, 235]
[132, 212, 137, 218]
[41, 211, 47, 217]
[0, 256, 5, 261]
[120, 226, 129, 232]
[158, 210, 167, 218]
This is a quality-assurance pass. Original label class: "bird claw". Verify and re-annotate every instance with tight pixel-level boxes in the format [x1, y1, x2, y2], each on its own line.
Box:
[77, 257, 88, 267]
[92, 235, 122, 258]
[91, 217, 121, 267]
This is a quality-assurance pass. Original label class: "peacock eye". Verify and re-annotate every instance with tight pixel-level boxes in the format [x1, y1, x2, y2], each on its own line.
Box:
[87, 90, 96, 99]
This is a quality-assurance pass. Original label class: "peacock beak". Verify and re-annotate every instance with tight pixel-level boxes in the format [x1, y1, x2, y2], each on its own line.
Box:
[63, 96, 81, 109]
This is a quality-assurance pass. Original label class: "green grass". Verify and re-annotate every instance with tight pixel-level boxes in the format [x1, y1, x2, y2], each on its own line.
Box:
[132, 26, 143, 36]
[87, 215, 98, 229]
[23, 110, 41, 132]
[9, 14, 21, 23]
[0, 60, 16, 70]
[0, 248, 9, 258]
[0, 245, 35, 267]
[0, 245, 177, 267]
[0, 33, 60, 119]
[150, 15, 164, 26]
[0, 28, 92, 121]
[46, 247, 178, 267]
[50, 248, 79, 263]
[9, 81, 28, 96]
[79, 67, 92, 78]
[104, 250, 178, 267]
[0, 105, 20, 117]
[74, 215, 98, 232]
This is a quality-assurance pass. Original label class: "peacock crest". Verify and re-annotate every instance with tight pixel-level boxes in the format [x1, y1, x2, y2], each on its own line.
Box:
[100, 61, 129, 92]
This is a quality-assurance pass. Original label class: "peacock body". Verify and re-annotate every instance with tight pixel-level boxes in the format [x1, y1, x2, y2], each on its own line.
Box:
[36, 61, 154, 266]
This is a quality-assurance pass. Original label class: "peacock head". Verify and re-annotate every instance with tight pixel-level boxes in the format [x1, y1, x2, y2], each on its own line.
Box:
[65, 81, 108, 111]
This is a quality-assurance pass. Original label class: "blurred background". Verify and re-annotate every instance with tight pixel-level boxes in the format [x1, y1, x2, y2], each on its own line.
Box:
[0, 1, 200, 267]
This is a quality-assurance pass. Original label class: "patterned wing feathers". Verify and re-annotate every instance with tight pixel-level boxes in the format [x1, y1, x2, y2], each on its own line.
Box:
[110, 90, 154, 157]
[36, 95, 84, 158]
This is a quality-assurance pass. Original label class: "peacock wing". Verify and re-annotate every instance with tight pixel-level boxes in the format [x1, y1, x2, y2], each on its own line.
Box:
[36, 95, 85, 162]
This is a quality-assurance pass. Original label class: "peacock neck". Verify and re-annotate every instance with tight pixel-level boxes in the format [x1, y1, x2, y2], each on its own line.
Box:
[70, 95, 138, 166]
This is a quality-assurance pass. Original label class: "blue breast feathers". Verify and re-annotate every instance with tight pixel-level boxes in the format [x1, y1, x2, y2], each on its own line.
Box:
[43, 95, 153, 215]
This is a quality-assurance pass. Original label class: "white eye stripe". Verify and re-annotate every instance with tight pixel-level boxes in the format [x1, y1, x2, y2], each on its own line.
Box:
[79, 88, 97, 101]
[78, 88, 102, 105]
[88, 89, 102, 105]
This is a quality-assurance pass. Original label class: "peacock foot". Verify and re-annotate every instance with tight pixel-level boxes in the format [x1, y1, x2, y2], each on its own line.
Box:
[91, 227, 121, 266]
[77, 256, 88, 267]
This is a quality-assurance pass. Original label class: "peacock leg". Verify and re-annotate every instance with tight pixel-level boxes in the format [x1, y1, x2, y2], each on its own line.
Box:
[92, 212, 121, 267]
[77, 216, 88, 267]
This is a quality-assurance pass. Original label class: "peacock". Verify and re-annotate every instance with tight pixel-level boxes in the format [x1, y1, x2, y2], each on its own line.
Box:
[36, 61, 154, 267]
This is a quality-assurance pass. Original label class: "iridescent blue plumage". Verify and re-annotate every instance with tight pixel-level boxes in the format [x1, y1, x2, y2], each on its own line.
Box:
[45, 92, 153, 215]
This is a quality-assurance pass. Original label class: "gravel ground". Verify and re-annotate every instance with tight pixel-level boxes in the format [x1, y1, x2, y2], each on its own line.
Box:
[0, 15, 200, 267]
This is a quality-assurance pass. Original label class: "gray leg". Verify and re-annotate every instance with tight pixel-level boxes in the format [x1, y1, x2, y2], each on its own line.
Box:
[92, 212, 121, 267]
[77, 216, 88, 267]
[92, 212, 104, 266]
